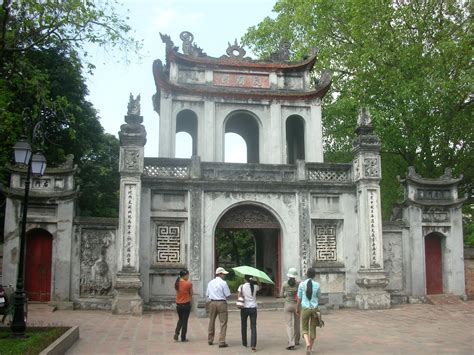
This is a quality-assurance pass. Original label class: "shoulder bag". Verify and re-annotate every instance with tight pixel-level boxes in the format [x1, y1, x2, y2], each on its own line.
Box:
[236, 284, 245, 309]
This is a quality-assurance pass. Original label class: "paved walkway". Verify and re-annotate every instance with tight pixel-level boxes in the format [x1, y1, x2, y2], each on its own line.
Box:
[22, 301, 474, 354]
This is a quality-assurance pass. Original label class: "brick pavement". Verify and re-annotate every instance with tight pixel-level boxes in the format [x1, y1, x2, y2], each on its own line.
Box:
[20, 301, 474, 354]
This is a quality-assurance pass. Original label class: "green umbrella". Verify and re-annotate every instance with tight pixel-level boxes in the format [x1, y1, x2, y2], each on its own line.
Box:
[232, 266, 274, 285]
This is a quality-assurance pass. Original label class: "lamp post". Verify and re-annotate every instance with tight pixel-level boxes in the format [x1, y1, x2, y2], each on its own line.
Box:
[11, 135, 46, 337]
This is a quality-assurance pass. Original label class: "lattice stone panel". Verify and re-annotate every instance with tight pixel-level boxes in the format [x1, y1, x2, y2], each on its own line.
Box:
[144, 165, 189, 178]
[156, 224, 181, 263]
[315, 225, 337, 261]
[308, 169, 349, 182]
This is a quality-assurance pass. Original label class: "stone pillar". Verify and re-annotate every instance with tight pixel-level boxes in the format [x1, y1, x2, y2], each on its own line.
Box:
[308, 98, 323, 162]
[298, 189, 311, 276]
[112, 94, 147, 315]
[352, 108, 390, 309]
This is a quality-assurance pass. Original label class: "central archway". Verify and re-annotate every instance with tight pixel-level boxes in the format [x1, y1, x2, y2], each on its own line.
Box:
[214, 204, 281, 294]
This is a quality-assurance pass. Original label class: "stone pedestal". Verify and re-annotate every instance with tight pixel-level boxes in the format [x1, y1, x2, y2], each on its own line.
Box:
[112, 271, 143, 315]
[195, 298, 208, 318]
[355, 270, 390, 309]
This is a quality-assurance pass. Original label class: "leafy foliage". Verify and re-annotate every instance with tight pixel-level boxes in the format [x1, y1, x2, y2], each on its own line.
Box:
[0, 0, 138, 239]
[215, 229, 255, 268]
[0, 0, 142, 72]
[243, 0, 473, 237]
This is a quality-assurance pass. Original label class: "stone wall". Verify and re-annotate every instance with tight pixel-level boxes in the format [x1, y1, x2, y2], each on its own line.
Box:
[465, 247, 474, 300]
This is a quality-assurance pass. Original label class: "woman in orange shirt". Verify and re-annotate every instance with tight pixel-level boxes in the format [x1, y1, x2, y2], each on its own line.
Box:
[174, 269, 193, 342]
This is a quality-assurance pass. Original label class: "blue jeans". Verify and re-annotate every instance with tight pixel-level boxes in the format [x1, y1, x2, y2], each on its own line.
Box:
[240, 307, 257, 348]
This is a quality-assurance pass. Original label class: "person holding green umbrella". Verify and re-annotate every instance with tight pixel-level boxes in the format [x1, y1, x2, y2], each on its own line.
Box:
[237, 274, 261, 352]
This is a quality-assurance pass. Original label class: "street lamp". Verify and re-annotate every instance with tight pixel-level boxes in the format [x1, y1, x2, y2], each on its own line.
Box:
[11, 135, 46, 337]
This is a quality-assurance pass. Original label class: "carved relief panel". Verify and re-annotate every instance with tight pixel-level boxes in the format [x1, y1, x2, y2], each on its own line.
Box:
[422, 207, 450, 223]
[80, 229, 114, 297]
[363, 157, 380, 178]
[154, 221, 185, 266]
[353, 156, 380, 180]
[383, 233, 403, 291]
[312, 219, 343, 264]
[314, 224, 337, 261]
[121, 149, 142, 172]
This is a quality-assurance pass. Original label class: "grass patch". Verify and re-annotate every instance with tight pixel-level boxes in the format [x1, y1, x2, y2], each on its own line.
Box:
[0, 326, 69, 355]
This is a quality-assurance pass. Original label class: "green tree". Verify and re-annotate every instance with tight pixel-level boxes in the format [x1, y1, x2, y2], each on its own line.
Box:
[0, 0, 138, 239]
[243, 0, 473, 224]
[215, 229, 255, 268]
[0, 0, 141, 71]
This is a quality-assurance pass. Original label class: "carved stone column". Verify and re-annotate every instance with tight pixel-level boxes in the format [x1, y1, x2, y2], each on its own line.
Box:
[112, 94, 147, 315]
[352, 108, 390, 309]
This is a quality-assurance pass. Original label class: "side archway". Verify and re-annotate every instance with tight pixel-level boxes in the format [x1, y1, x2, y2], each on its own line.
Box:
[176, 109, 198, 157]
[25, 228, 53, 302]
[286, 115, 305, 164]
[424, 232, 444, 294]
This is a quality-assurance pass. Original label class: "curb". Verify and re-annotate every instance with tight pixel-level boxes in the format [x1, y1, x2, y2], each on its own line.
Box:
[39, 326, 79, 355]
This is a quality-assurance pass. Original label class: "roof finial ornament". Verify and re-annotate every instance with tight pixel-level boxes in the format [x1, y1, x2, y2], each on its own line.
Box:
[357, 107, 372, 127]
[225, 38, 247, 59]
[180, 31, 206, 57]
[127, 93, 141, 116]
[269, 41, 291, 61]
[159, 32, 178, 52]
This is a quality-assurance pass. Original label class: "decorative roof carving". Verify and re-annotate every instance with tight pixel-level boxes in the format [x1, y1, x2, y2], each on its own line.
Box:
[357, 107, 373, 127]
[222, 39, 250, 60]
[158, 31, 319, 69]
[58, 154, 74, 169]
[180, 31, 206, 57]
[159, 32, 178, 51]
[314, 70, 332, 90]
[268, 41, 291, 61]
[399, 166, 463, 186]
[127, 93, 141, 116]
[352, 108, 380, 151]
[153, 31, 332, 101]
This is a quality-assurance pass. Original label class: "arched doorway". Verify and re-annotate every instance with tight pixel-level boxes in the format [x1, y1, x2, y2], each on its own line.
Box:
[25, 229, 53, 301]
[214, 204, 281, 294]
[176, 109, 198, 156]
[286, 115, 305, 164]
[425, 233, 443, 294]
[225, 111, 260, 163]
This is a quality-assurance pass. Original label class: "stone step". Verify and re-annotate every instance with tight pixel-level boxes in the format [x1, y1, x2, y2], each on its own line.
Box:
[145, 295, 330, 313]
[425, 293, 463, 305]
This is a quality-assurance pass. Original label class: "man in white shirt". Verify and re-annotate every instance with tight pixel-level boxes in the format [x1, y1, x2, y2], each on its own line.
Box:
[206, 267, 231, 347]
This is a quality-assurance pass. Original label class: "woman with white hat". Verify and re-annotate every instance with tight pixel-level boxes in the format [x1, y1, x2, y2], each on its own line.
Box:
[280, 267, 300, 350]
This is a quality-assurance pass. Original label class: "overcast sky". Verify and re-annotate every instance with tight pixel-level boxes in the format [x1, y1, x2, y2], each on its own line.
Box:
[85, 0, 275, 160]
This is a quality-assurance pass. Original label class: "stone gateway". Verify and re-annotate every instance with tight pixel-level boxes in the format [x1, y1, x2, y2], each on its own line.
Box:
[1, 32, 467, 313]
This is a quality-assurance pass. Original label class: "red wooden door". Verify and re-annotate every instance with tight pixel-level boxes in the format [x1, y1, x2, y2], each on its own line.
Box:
[425, 234, 443, 295]
[25, 230, 52, 301]
[276, 230, 281, 294]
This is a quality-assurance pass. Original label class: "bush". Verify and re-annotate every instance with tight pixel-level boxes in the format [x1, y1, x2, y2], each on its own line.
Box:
[226, 276, 244, 293]
[465, 222, 474, 247]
